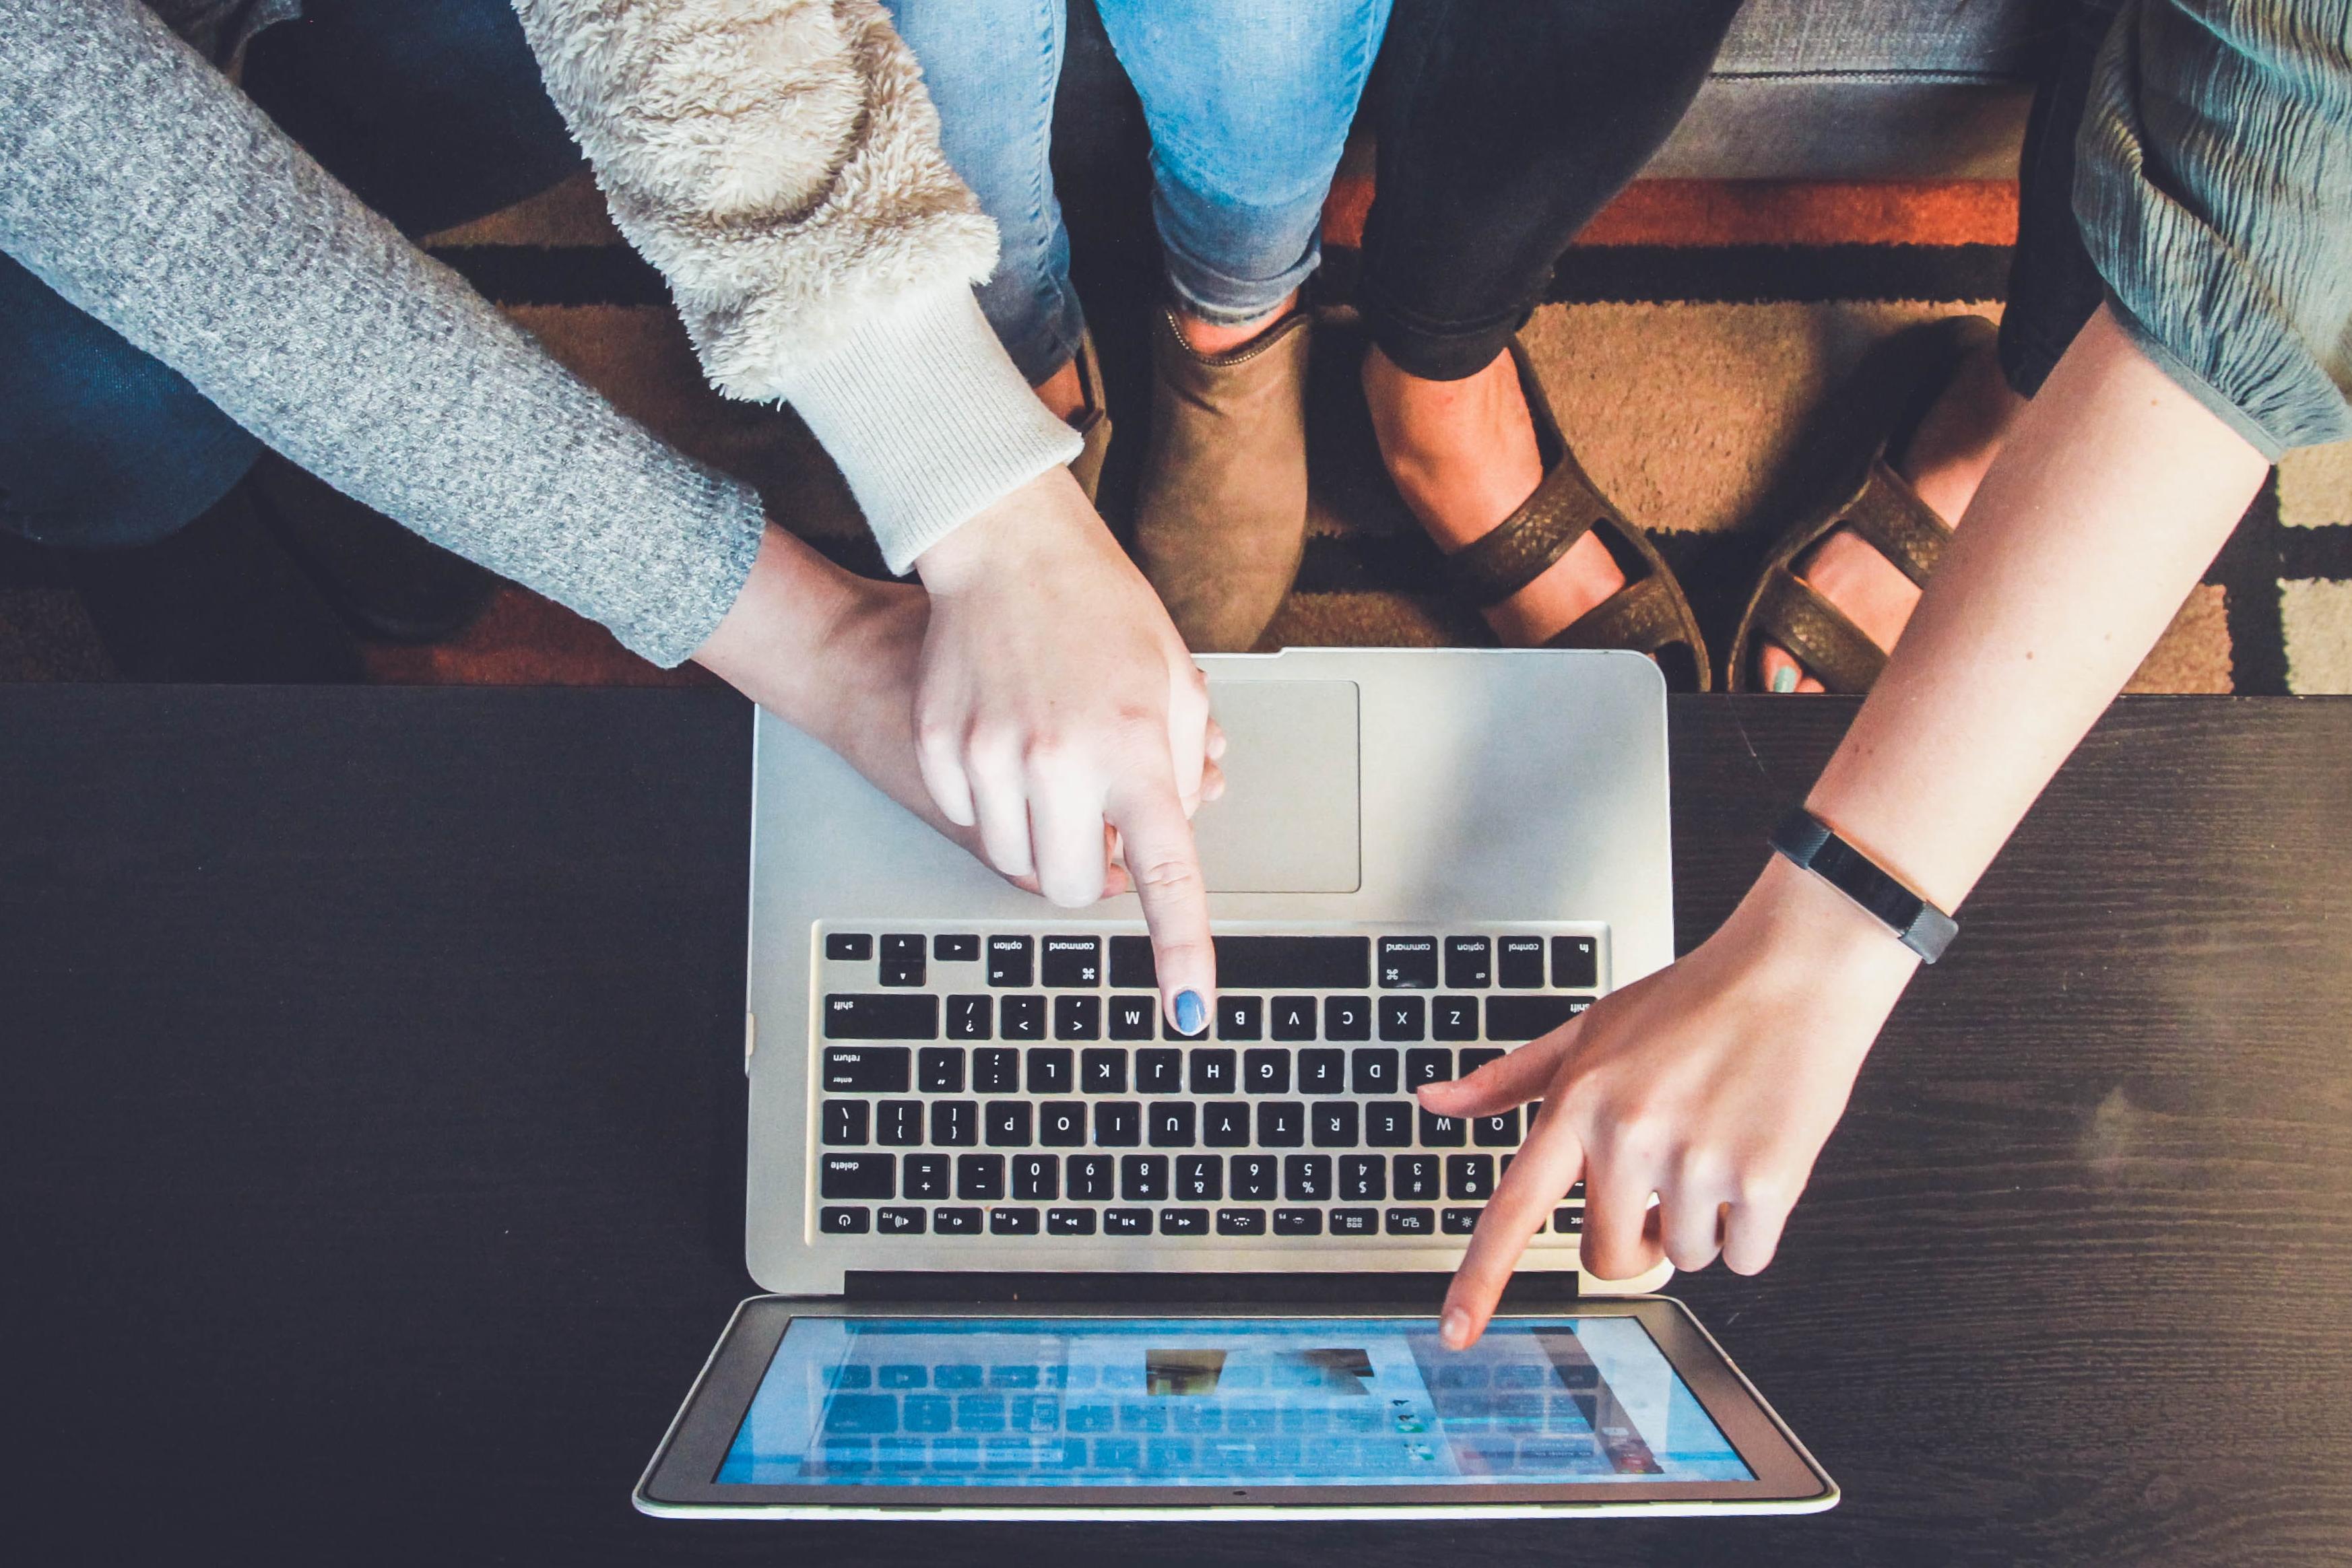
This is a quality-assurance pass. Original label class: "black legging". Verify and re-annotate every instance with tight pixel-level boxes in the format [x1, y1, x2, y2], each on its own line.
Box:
[1356, 0, 1749, 381]
[1358, 0, 2124, 393]
[1998, 0, 2126, 397]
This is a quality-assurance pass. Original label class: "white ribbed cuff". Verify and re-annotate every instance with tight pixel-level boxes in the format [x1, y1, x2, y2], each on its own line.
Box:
[768, 285, 1082, 573]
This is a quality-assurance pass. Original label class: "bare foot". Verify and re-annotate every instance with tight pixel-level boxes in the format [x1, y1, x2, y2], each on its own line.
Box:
[1361, 343, 1626, 645]
[1759, 333, 2025, 692]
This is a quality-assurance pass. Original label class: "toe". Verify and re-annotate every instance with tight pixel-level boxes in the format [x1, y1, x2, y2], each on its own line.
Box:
[1759, 640, 1806, 694]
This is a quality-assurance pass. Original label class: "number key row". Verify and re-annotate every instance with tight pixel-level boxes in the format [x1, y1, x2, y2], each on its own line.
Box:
[818, 1204, 1568, 1239]
[826, 1043, 1523, 1097]
[820, 1150, 1527, 1205]
[820, 1097, 1523, 1150]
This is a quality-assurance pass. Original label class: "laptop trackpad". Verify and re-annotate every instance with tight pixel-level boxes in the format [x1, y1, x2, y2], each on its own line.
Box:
[1191, 680, 1361, 893]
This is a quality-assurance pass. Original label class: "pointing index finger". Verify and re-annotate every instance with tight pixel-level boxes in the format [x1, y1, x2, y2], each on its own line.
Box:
[1105, 768, 1216, 1033]
[1441, 1102, 1586, 1350]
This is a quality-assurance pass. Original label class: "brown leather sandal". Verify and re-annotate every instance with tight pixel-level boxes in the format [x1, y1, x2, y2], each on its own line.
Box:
[1441, 337, 1711, 691]
[1065, 327, 1113, 505]
[1728, 314, 1996, 693]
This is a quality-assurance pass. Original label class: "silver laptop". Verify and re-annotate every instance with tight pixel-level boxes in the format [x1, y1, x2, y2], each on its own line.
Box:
[639, 648, 1836, 1517]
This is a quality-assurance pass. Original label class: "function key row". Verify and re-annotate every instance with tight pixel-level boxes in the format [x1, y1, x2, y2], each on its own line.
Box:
[822, 993, 1590, 1045]
[824, 1044, 1514, 1097]
[815, 1204, 1589, 1239]
[822, 934, 1600, 993]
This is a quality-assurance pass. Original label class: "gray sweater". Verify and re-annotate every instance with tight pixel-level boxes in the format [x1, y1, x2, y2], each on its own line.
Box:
[0, 0, 1076, 666]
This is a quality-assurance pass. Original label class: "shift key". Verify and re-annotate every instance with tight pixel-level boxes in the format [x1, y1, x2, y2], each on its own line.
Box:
[1482, 995, 1590, 1042]
[822, 1045, 913, 1092]
[824, 994, 938, 1042]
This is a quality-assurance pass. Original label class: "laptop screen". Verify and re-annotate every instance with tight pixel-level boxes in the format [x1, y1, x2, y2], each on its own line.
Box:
[715, 1315, 1750, 1489]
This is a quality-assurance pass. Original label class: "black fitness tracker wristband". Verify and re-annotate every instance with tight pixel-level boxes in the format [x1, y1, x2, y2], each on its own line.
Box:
[1769, 808, 1959, 964]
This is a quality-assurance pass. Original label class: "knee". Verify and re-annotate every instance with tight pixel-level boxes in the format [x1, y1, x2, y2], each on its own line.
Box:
[1150, 171, 1330, 294]
[0, 247, 264, 548]
[0, 377, 259, 550]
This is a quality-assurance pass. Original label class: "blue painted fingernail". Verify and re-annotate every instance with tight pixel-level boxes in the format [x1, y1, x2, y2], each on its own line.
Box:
[1769, 665, 1798, 694]
[1174, 989, 1206, 1036]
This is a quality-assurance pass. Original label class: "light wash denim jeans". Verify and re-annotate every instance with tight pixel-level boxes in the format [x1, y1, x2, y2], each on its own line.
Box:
[881, 0, 1391, 385]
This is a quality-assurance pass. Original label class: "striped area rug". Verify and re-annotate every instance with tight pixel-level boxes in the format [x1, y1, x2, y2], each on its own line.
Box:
[3, 170, 2347, 692]
[404, 168, 2352, 694]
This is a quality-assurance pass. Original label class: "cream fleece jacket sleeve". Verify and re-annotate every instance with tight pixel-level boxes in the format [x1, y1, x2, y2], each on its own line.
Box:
[513, 0, 1079, 572]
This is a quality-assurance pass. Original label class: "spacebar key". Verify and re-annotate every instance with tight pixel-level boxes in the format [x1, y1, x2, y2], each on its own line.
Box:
[1109, 935, 1371, 989]
[823, 994, 938, 1042]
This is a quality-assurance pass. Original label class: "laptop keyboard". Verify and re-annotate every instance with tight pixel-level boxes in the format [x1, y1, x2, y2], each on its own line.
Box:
[809, 925, 1600, 1245]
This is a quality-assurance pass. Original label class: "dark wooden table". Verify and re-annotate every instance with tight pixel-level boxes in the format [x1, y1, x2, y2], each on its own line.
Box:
[3, 687, 2347, 1566]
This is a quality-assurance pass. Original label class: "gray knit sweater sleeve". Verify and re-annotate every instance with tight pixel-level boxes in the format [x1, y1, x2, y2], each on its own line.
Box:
[0, 0, 764, 666]
[2073, 0, 2352, 458]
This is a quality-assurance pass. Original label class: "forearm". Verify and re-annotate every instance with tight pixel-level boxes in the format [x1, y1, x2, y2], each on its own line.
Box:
[1806, 304, 2271, 913]
[691, 523, 1016, 872]
[692, 525, 859, 728]
[0, 0, 762, 665]
[1437, 304, 2280, 1315]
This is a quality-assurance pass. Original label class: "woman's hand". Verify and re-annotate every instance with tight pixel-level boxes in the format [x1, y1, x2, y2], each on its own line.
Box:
[1425, 853, 1922, 1348]
[913, 468, 1224, 1031]
[694, 524, 1175, 896]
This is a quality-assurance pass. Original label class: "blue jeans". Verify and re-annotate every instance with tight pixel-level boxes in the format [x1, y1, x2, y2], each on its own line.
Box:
[0, 0, 579, 550]
[882, 0, 1391, 385]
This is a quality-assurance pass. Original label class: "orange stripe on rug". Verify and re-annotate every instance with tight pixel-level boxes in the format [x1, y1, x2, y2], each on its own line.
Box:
[362, 588, 715, 687]
[1322, 176, 2019, 251]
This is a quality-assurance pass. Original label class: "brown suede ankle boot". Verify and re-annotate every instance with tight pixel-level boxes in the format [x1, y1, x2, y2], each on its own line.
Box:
[1132, 305, 1313, 652]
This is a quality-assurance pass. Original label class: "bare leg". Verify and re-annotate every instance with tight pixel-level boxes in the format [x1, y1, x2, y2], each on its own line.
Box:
[1034, 358, 1086, 425]
[1172, 290, 1300, 356]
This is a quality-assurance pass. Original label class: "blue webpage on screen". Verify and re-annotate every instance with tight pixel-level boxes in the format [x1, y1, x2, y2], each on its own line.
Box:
[717, 1315, 1750, 1487]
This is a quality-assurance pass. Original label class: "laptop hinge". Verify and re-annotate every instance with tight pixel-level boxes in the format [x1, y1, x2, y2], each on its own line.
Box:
[841, 1271, 1581, 1309]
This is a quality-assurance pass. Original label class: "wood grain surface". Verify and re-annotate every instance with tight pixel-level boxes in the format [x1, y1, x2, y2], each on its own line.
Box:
[2, 688, 2347, 1566]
